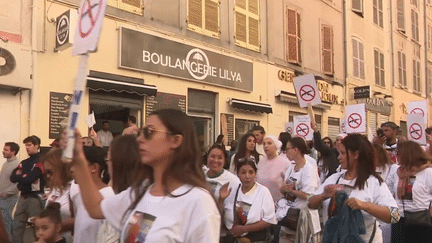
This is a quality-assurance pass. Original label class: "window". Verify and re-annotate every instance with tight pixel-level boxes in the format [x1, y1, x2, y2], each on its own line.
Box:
[322, 24, 333, 75]
[397, 0, 405, 31]
[187, 0, 220, 38]
[108, 0, 143, 15]
[413, 59, 421, 92]
[411, 10, 419, 42]
[374, 49, 385, 86]
[373, 0, 383, 28]
[428, 66, 432, 94]
[352, 0, 363, 14]
[235, 119, 259, 141]
[398, 51, 407, 86]
[352, 38, 365, 79]
[234, 0, 260, 52]
[286, 8, 301, 64]
[411, 0, 418, 8]
[428, 25, 432, 50]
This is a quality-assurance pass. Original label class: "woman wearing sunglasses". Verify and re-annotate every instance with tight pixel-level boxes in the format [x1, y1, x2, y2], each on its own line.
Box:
[40, 149, 74, 243]
[308, 134, 400, 243]
[67, 109, 220, 242]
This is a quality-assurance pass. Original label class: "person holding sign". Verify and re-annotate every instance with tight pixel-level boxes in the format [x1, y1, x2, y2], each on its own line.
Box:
[64, 109, 220, 242]
[308, 134, 400, 242]
[388, 141, 432, 243]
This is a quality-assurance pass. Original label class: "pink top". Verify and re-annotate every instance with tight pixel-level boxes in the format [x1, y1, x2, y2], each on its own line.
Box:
[256, 155, 290, 203]
[122, 125, 140, 135]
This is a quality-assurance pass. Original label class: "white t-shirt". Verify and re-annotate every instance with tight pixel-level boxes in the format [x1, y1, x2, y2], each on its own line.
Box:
[313, 172, 398, 243]
[96, 130, 113, 147]
[390, 167, 432, 213]
[284, 162, 319, 209]
[70, 182, 115, 243]
[101, 184, 220, 243]
[257, 155, 290, 203]
[46, 184, 73, 243]
[206, 169, 241, 200]
[223, 182, 277, 230]
[255, 143, 265, 158]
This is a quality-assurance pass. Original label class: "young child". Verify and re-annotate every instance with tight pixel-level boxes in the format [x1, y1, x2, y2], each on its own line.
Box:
[34, 202, 65, 243]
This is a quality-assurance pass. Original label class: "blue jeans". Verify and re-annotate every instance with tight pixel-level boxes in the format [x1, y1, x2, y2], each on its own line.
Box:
[0, 196, 18, 240]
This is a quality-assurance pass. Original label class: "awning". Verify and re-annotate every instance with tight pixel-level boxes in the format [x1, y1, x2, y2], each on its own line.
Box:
[228, 98, 273, 114]
[87, 77, 157, 96]
[275, 89, 331, 110]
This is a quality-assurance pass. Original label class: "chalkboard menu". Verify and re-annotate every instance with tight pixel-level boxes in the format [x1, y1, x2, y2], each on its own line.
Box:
[49, 92, 72, 139]
[220, 113, 234, 145]
[146, 92, 186, 118]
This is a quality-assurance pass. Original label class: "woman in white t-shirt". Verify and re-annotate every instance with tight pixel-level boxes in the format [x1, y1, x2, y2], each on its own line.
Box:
[389, 141, 432, 243]
[279, 137, 320, 243]
[221, 158, 277, 242]
[308, 134, 400, 243]
[40, 149, 74, 243]
[205, 144, 241, 202]
[66, 109, 220, 243]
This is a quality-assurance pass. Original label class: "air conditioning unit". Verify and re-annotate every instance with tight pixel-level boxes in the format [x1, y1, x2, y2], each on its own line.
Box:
[0, 42, 32, 89]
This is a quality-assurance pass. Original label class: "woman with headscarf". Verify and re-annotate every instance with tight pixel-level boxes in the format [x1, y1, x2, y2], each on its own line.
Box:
[256, 135, 290, 204]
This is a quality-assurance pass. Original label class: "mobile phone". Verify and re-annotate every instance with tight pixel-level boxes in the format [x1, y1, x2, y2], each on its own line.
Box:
[377, 128, 384, 137]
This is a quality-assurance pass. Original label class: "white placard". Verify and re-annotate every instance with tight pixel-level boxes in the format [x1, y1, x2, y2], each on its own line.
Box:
[294, 115, 313, 141]
[72, 0, 108, 55]
[293, 74, 322, 108]
[345, 104, 366, 134]
[407, 113, 427, 145]
[408, 100, 428, 126]
[284, 122, 294, 135]
[340, 118, 346, 134]
[84, 112, 96, 128]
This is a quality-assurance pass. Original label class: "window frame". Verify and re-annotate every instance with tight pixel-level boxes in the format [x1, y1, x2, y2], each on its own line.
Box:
[413, 59, 421, 92]
[374, 49, 385, 87]
[352, 37, 366, 80]
[373, 0, 384, 28]
[108, 0, 143, 15]
[411, 9, 419, 42]
[321, 24, 334, 75]
[352, 0, 363, 15]
[186, 0, 221, 38]
[397, 0, 405, 32]
[286, 7, 302, 65]
[234, 0, 261, 52]
[398, 51, 407, 87]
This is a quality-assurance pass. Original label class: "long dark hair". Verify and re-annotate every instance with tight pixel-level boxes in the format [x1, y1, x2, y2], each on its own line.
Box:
[289, 137, 310, 155]
[342, 134, 382, 190]
[233, 133, 260, 172]
[322, 137, 334, 148]
[110, 135, 142, 194]
[83, 146, 110, 184]
[128, 109, 211, 212]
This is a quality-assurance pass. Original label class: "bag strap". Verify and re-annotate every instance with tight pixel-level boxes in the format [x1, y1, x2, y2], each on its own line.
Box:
[368, 220, 377, 243]
[335, 173, 344, 184]
[233, 184, 241, 226]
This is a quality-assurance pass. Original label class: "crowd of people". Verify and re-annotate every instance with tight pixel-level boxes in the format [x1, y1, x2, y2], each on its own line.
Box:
[0, 109, 431, 243]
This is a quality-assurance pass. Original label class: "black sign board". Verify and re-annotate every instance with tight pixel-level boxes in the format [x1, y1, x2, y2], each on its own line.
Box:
[354, 86, 370, 99]
[120, 27, 254, 92]
[145, 92, 186, 118]
[55, 10, 76, 51]
[49, 92, 72, 139]
[220, 113, 234, 146]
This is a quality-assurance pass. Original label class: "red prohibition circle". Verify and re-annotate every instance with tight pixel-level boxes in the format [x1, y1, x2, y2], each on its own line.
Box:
[78, 0, 103, 38]
[296, 123, 310, 137]
[299, 85, 316, 102]
[409, 123, 423, 140]
[347, 113, 362, 129]
[410, 108, 425, 117]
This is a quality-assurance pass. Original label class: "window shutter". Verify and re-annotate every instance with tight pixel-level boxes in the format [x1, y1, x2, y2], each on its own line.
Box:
[397, 0, 405, 31]
[359, 41, 365, 79]
[119, 0, 142, 14]
[374, 50, 380, 85]
[122, 0, 140, 8]
[236, 12, 247, 43]
[287, 8, 299, 64]
[297, 12, 301, 63]
[248, 0, 260, 48]
[373, 0, 378, 25]
[380, 52, 385, 86]
[398, 51, 403, 85]
[322, 25, 333, 75]
[402, 53, 407, 86]
[249, 0, 258, 15]
[352, 0, 362, 13]
[352, 39, 359, 78]
[236, 0, 246, 9]
[205, 0, 219, 33]
[188, 0, 203, 28]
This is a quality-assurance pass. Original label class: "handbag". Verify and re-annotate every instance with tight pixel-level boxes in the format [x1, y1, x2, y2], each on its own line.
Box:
[279, 207, 300, 231]
[403, 200, 432, 226]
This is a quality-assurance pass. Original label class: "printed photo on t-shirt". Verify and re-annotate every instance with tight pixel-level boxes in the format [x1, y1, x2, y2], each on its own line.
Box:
[236, 201, 252, 225]
[401, 176, 416, 201]
[124, 211, 156, 243]
[285, 177, 297, 202]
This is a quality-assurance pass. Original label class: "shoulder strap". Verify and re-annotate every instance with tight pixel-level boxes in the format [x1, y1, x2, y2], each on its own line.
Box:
[335, 173, 344, 184]
[233, 184, 241, 226]
[368, 220, 377, 243]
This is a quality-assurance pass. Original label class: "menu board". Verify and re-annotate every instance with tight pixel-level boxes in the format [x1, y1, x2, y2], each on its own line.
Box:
[220, 113, 234, 145]
[49, 92, 72, 139]
[146, 92, 186, 118]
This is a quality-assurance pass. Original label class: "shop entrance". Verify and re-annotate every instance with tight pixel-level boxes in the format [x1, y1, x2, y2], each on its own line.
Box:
[190, 115, 213, 156]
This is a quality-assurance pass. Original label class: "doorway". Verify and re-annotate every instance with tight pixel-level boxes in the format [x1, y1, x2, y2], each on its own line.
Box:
[190, 115, 213, 156]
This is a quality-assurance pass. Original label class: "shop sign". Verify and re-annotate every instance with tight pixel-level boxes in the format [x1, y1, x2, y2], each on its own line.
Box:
[357, 97, 392, 115]
[317, 81, 338, 104]
[120, 27, 253, 92]
[277, 69, 294, 83]
[354, 86, 370, 99]
[55, 9, 77, 51]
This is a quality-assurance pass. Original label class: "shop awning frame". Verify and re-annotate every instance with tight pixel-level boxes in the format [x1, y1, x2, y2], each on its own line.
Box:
[228, 98, 273, 114]
[87, 77, 157, 97]
[274, 89, 331, 110]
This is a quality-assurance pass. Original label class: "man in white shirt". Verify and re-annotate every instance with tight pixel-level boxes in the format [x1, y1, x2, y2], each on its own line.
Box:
[251, 125, 266, 157]
[0, 142, 20, 240]
[97, 121, 114, 148]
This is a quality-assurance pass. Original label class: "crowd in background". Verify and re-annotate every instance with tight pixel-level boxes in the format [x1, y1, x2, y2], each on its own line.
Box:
[0, 109, 431, 243]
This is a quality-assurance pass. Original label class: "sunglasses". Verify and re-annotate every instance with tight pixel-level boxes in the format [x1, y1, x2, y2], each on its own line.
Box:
[141, 127, 172, 140]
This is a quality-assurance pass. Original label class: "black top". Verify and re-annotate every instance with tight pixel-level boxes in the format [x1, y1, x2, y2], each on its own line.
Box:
[313, 132, 340, 179]
[55, 237, 66, 243]
[10, 153, 45, 195]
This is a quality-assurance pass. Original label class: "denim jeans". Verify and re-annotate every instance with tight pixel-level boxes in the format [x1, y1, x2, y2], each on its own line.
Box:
[0, 196, 18, 241]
